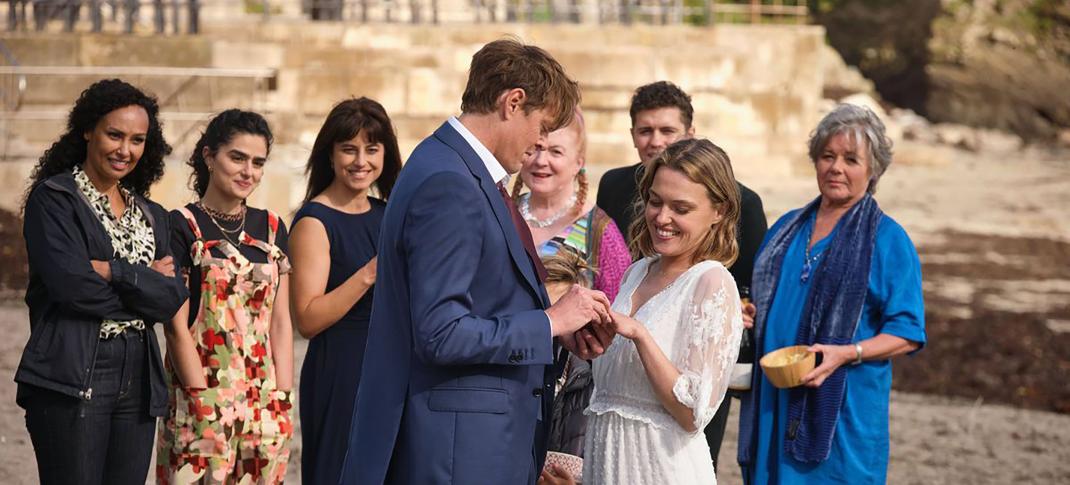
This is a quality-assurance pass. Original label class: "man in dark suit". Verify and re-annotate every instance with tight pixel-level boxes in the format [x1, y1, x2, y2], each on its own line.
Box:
[341, 39, 614, 485]
[595, 80, 768, 470]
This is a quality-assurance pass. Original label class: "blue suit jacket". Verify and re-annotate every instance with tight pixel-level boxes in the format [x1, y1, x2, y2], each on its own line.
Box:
[340, 122, 557, 484]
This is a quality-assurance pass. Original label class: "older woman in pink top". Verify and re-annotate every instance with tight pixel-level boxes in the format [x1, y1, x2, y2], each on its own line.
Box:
[512, 108, 631, 302]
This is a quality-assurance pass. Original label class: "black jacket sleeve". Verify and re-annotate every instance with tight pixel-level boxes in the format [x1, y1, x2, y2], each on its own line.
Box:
[596, 166, 640, 238]
[730, 184, 769, 290]
[23, 186, 139, 321]
[107, 202, 189, 323]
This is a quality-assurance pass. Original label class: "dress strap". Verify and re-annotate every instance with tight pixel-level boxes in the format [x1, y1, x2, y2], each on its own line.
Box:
[265, 209, 280, 246]
[249, 209, 291, 274]
[177, 206, 215, 265]
[177, 206, 205, 240]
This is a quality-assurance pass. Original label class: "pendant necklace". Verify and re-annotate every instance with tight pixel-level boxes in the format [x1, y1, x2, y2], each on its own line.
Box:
[800, 220, 821, 284]
[198, 201, 247, 246]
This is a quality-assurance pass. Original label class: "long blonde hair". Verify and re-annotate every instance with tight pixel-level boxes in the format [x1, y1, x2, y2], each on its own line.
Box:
[629, 138, 740, 267]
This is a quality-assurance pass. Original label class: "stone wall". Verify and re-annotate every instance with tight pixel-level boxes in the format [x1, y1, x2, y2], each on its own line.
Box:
[0, 22, 826, 214]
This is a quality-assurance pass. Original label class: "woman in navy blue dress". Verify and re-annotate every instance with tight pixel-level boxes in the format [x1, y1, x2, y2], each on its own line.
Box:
[289, 97, 402, 484]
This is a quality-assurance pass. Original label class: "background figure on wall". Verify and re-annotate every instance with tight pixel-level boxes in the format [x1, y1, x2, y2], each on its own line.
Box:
[306, 0, 344, 20]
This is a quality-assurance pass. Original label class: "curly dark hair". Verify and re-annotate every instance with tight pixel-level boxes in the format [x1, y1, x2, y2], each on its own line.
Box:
[188, 109, 273, 197]
[629, 81, 694, 129]
[24, 78, 172, 204]
[305, 97, 402, 202]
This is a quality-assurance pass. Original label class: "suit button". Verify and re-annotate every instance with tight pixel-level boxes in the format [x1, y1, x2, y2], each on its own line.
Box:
[532, 388, 542, 397]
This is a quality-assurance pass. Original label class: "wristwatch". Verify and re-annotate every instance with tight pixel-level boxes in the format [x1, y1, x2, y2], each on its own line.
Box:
[852, 343, 864, 365]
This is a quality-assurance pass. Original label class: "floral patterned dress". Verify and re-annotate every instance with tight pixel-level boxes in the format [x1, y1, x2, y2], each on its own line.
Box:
[156, 207, 294, 485]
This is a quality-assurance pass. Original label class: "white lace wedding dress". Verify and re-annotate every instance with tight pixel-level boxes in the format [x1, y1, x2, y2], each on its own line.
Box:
[583, 257, 743, 484]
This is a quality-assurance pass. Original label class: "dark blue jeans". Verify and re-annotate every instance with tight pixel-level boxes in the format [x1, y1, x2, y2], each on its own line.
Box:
[24, 330, 156, 485]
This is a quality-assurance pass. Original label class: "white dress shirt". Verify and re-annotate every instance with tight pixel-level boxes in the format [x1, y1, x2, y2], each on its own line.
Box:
[448, 116, 509, 186]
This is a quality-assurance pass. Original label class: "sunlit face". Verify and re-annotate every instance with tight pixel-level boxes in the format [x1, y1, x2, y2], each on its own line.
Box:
[644, 166, 722, 261]
[82, 105, 149, 188]
[499, 106, 553, 174]
[205, 133, 268, 202]
[631, 107, 694, 167]
[815, 132, 872, 208]
[519, 125, 583, 198]
[331, 130, 384, 195]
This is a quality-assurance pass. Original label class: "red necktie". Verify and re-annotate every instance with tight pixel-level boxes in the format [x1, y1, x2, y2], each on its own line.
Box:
[497, 182, 548, 283]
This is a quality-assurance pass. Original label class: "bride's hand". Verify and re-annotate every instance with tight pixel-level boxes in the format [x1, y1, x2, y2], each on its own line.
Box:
[610, 311, 647, 341]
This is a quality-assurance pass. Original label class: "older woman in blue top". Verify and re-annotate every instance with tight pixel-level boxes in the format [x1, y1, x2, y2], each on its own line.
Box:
[737, 104, 926, 484]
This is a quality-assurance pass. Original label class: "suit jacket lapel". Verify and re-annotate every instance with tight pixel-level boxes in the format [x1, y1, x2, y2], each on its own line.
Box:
[432, 123, 548, 307]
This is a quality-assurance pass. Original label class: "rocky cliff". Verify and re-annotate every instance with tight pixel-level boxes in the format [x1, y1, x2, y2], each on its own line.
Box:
[815, 0, 1070, 142]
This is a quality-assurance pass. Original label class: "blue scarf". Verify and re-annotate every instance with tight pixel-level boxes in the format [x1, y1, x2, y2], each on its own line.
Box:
[738, 194, 883, 466]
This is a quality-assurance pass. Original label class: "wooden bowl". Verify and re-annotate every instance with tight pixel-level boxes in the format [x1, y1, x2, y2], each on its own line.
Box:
[759, 345, 816, 388]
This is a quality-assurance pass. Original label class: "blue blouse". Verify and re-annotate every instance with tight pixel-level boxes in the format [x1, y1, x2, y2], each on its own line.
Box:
[748, 210, 926, 484]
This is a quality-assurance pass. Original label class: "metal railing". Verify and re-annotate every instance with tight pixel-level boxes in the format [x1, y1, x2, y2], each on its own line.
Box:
[3, 0, 806, 32]
[286, 0, 809, 25]
[5, 0, 201, 33]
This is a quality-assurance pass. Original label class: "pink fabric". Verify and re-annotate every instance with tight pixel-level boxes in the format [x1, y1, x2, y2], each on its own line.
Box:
[595, 220, 631, 303]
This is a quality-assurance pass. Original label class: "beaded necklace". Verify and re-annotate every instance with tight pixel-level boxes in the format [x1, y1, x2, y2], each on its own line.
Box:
[518, 192, 577, 228]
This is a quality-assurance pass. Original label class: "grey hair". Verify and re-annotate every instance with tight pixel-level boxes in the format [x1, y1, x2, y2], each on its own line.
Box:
[807, 103, 893, 194]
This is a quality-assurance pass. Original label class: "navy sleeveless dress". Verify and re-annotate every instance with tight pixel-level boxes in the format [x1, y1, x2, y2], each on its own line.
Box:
[295, 199, 385, 485]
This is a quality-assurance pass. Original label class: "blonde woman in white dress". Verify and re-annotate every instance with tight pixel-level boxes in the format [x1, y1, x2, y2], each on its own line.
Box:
[584, 138, 745, 484]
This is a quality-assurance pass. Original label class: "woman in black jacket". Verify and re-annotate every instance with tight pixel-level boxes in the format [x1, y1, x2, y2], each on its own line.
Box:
[16, 79, 188, 485]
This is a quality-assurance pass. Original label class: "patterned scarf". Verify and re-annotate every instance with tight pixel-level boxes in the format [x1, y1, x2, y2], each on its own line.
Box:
[738, 193, 882, 465]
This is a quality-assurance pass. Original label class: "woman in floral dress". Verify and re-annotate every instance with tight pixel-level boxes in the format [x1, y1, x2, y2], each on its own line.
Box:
[156, 109, 294, 484]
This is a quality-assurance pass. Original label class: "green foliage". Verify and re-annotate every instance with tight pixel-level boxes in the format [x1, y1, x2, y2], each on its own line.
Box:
[684, 0, 709, 26]
[244, 0, 283, 15]
[1023, 0, 1065, 35]
[810, 0, 890, 16]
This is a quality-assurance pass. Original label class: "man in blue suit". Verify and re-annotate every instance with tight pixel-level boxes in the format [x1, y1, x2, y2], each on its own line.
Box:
[340, 39, 615, 485]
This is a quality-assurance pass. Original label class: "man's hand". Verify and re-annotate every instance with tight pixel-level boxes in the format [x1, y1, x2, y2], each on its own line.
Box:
[560, 324, 616, 360]
[545, 284, 611, 337]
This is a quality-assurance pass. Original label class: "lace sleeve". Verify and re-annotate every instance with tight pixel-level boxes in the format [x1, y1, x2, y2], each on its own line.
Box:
[670, 265, 744, 432]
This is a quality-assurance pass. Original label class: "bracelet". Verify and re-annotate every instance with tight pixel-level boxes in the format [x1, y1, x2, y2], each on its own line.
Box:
[853, 343, 864, 365]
